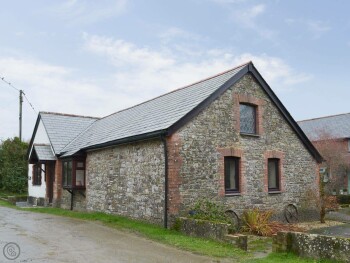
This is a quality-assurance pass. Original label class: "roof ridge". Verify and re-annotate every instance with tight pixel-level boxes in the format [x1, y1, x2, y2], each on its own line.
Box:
[298, 112, 350, 123]
[40, 111, 100, 119]
[101, 61, 251, 120]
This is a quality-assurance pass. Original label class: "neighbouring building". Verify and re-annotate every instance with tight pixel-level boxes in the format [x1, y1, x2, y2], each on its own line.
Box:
[28, 61, 322, 227]
[299, 113, 350, 195]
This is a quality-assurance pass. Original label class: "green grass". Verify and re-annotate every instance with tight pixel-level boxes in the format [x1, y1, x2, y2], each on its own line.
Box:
[0, 199, 17, 207]
[0, 190, 27, 199]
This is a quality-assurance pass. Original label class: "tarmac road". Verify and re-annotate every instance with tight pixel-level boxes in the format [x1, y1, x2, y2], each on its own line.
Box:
[0, 207, 214, 263]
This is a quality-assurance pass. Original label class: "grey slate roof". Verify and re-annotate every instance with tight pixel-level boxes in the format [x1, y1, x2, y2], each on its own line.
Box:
[33, 144, 56, 161]
[40, 112, 99, 154]
[298, 113, 350, 141]
[60, 63, 248, 156]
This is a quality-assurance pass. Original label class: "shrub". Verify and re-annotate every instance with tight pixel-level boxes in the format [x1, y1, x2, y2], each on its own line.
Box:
[0, 137, 28, 193]
[241, 208, 273, 236]
[241, 208, 303, 236]
[189, 199, 230, 224]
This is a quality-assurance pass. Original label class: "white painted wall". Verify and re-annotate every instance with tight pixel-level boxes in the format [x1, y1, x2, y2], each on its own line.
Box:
[28, 163, 46, 198]
[28, 120, 51, 199]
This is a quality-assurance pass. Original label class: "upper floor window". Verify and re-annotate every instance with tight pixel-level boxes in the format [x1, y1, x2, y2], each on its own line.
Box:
[240, 103, 256, 134]
[268, 158, 280, 191]
[348, 139, 350, 152]
[33, 164, 42, 186]
[224, 157, 240, 193]
[62, 159, 85, 189]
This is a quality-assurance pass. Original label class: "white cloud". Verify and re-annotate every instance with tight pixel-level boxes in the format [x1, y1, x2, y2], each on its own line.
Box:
[285, 18, 331, 39]
[307, 20, 331, 39]
[83, 33, 312, 93]
[234, 4, 266, 28]
[52, 0, 128, 24]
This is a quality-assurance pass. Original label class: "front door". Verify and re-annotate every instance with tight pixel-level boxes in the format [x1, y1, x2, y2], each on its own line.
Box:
[47, 162, 54, 203]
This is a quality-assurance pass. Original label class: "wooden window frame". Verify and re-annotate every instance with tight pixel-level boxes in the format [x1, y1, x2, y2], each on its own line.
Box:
[62, 158, 86, 190]
[32, 163, 42, 186]
[268, 158, 280, 192]
[264, 150, 284, 193]
[224, 157, 240, 194]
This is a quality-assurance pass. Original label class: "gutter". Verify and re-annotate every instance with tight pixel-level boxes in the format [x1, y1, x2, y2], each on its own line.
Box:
[81, 130, 166, 152]
[161, 135, 169, 229]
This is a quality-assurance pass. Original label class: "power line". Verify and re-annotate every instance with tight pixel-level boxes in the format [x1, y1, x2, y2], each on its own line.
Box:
[0, 76, 37, 113]
[0, 76, 20, 92]
[23, 92, 37, 113]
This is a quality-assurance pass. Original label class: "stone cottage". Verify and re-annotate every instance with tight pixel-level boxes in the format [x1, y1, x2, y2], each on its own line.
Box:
[28, 61, 322, 227]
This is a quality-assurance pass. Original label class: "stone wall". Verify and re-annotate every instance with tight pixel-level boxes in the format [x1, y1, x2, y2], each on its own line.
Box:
[273, 231, 350, 262]
[168, 73, 319, 222]
[179, 217, 247, 250]
[86, 139, 165, 225]
[60, 189, 86, 211]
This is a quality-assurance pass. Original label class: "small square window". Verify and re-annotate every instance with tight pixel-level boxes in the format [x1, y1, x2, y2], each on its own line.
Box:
[240, 104, 256, 134]
[224, 157, 240, 193]
[268, 158, 280, 191]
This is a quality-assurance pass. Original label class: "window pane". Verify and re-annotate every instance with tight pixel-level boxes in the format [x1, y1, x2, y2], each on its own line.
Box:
[225, 157, 239, 192]
[76, 170, 85, 186]
[240, 104, 256, 134]
[77, 162, 84, 168]
[268, 159, 279, 190]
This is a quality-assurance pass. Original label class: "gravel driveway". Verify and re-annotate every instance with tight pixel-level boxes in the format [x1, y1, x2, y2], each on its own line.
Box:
[0, 207, 214, 263]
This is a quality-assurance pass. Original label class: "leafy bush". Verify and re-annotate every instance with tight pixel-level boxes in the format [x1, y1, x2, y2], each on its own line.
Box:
[0, 137, 28, 193]
[189, 199, 231, 224]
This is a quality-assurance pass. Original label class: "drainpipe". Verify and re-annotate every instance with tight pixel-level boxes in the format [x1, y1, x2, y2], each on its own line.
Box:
[161, 135, 169, 229]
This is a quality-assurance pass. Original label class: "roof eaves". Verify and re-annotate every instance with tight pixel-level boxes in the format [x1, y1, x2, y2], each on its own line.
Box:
[59, 130, 167, 157]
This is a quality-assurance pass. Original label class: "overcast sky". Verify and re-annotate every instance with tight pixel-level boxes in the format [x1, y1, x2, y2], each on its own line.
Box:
[1, 0, 349, 141]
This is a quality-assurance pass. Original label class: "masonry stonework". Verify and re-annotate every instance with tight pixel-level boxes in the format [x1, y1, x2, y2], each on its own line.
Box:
[168, 73, 319, 221]
[86, 139, 165, 225]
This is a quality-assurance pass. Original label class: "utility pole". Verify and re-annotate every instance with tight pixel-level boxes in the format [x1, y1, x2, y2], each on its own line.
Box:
[19, 90, 23, 141]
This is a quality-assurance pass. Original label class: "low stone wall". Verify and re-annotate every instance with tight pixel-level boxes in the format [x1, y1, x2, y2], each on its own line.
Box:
[179, 217, 230, 240]
[178, 217, 247, 250]
[273, 231, 350, 262]
[27, 196, 45, 206]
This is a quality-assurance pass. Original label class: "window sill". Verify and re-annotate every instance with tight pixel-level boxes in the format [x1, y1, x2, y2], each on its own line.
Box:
[240, 133, 260, 138]
[225, 192, 241, 196]
[268, 190, 282, 194]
